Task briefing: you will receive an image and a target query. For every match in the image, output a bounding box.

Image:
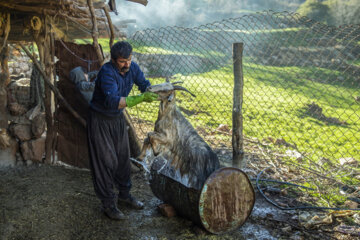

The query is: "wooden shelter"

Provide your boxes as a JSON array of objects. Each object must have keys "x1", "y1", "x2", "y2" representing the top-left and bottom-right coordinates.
[{"x1": 0, "y1": 0, "x2": 147, "y2": 167}]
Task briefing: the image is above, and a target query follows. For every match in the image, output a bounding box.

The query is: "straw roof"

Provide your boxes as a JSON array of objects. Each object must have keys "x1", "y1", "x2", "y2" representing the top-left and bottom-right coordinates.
[{"x1": 0, "y1": 0, "x2": 140, "y2": 41}]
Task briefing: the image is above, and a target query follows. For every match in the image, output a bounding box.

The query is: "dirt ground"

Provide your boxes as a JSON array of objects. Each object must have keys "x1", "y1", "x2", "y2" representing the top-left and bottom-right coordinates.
[{"x1": 0, "y1": 163, "x2": 356, "y2": 240}]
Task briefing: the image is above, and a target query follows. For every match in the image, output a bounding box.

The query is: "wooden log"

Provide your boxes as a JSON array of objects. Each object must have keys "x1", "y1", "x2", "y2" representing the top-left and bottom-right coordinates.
[
  {"x1": 103, "y1": 6, "x2": 115, "y2": 49},
  {"x1": 0, "y1": 44, "x2": 8, "y2": 129},
  {"x1": 232, "y1": 42, "x2": 245, "y2": 168},
  {"x1": 50, "y1": 31, "x2": 57, "y2": 164},
  {"x1": 19, "y1": 43, "x2": 86, "y2": 127},
  {"x1": 150, "y1": 157, "x2": 255, "y2": 234},
  {"x1": 126, "y1": 0, "x2": 148, "y2": 6},
  {"x1": 42, "y1": 16, "x2": 55, "y2": 164},
  {"x1": 0, "y1": 13, "x2": 10, "y2": 56},
  {"x1": 87, "y1": 0, "x2": 104, "y2": 66}
]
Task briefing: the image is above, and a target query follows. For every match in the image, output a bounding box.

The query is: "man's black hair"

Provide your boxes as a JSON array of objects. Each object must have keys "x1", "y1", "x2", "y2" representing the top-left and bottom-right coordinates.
[{"x1": 110, "y1": 41, "x2": 132, "y2": 60}]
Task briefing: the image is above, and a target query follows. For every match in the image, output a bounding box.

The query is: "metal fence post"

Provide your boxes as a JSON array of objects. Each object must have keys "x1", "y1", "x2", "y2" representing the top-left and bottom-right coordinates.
[{"x1": 232, "y1": 42, "x2": 245, "y2": 168}]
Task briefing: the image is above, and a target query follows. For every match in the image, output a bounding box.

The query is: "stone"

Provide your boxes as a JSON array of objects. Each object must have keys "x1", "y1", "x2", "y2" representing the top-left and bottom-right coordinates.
[
  {"x1": 10, "y1": 123, "x2": 32, "y2": 141},
  {"x1": 216, "y1": 124, "x2": 230, "y2": 132},
  {"x1": 20, "y1": 136, "x2": 45, "y2": 162},
  {"x1": 158, "y1": 203, "x2": 176, "y2": 217},
  {"x1": 8, "y1": 102, "x2": 28, "y2": 116},
  {"x1": 339, "y1": 157, "x2": 358, "y2": 166},
  {"x1": 0, "y1": 133, "x2": 18, "y2": 167},
  {"x1": 344, "y1": 200, "x2": 358, "y2": 209},
  {"x1": 31, "y1": 112, "x2": 46, "y2": 138}
]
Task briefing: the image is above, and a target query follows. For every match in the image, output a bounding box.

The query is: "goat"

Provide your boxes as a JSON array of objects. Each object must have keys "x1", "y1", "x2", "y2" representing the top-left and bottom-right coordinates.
[{"x1": 138, "y1": 80, "x2": 220, "y2": 190}]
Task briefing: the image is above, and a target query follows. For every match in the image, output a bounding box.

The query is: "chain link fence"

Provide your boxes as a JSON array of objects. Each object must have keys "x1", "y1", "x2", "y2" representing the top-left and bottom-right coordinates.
[{"x1": 127, "y1": 11, "x2": 360, "y2": 205}]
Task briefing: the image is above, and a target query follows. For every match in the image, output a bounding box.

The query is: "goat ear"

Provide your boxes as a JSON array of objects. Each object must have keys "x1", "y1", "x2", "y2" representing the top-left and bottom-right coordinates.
[{"x1": 167, "y1": 92, "x2": 174, "y2": 102}]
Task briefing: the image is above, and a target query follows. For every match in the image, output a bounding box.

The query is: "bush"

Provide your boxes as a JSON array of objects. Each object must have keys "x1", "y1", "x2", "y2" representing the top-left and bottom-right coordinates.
[{"x1": 297, "y1": 0, "x2": 333, "y2": 24}]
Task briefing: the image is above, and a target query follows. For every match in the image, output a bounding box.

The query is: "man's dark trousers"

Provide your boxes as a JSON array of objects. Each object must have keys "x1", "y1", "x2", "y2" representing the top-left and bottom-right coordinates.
[{"x1": 87, "y1": 110, "x2": 131, "y2": 207}]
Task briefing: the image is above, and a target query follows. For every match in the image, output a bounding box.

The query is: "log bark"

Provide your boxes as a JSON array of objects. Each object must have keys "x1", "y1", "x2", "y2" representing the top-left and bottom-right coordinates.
[{"x1": 19, "y1": 43, "x2": 86, "y2": 127}]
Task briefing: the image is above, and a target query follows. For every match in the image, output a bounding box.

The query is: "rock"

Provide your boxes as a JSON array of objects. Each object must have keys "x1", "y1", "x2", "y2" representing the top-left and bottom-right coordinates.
[
  {"x1": 281, "y1": 226, "x2": 292, "y2": 233},
  {"x1": 354, "y1": 213, "x2": 360, "y2": 224},
  {"x1": 31, "y1": 112, "x2": 46, "y2": 138},
  {"x1": 285, "y1": 150, "x2": 302, "y2": 159},
  {"x1": 344, "y1": 200, "x2": 358, "y2": 209},
  {"x1": 10, "y1": 123, "x2": 32, "y2": 141},
  {"x1": 216, "y1": 124, "x2": 230, "y2": 132},
  {"x1": 8, "y1": 102, "x2": 28, "y2": 116},
  {"x1": 0, "y1": 133, "x2": 18, "y2": 167},
  {"x1": 158, "y1": 203, "x2": 176, "y2": 217},
  {"x1": 20, "y1": 136, "x2": 45, "y2": 163},
  {"x1": 0, "y1": 129, "x2": 11, "y2": 149},
  {"x1": 339, "y1": 157, "x2": 358, "y2": 166}
]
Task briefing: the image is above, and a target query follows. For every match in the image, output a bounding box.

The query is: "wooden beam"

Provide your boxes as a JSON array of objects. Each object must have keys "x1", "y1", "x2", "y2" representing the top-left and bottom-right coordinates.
[
  {"x1": 19, "y1": 43, "x2": 86, "y2": 127},
  {"x1": 126, "y1": 0, "x2": 148, "y2": 6},
  {"x1": 0, "y1": 13, "x2": 10, "y2": 86}
]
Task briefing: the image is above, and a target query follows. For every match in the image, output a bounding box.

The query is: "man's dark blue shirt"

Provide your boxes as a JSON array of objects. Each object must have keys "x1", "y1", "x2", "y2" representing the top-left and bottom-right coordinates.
[{"x1": 90, "y1": 61, "x2": 150, "y2": 116}]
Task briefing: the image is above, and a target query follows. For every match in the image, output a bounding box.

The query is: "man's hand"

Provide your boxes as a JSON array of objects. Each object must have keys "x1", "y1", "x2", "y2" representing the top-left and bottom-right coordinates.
[{"x1": 125, "y1": 92, "x2": 159, "y2": 108}]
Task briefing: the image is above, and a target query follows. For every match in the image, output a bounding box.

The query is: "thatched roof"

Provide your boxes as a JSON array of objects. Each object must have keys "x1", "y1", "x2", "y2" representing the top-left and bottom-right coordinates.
[{"x1": 0, "y1": 0, "x2": 148, "y2": 42}]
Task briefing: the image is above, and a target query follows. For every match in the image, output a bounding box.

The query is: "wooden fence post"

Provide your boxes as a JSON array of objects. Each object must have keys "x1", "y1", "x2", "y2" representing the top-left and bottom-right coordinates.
[{"x1": 232, "y1": 42, "x2": 245, "y2": 168}]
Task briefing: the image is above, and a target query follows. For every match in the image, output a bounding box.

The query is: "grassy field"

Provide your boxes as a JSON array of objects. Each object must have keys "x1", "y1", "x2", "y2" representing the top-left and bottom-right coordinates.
[{"x1": 77, "y1": 33, "x2": 360, "y2": 193}]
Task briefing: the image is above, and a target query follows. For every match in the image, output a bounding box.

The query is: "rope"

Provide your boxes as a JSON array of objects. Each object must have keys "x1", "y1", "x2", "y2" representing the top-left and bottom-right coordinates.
[{"x1": 256, "y1": 167, "x2": 360, "y2": 211}]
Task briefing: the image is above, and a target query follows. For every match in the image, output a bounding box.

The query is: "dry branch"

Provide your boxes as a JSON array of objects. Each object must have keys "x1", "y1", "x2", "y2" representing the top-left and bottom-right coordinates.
[{"x1": 87, "y1": 0, "x2": 104, "y2": 65}]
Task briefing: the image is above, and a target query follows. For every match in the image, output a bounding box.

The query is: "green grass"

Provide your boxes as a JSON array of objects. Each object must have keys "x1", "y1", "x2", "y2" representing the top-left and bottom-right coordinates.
[
  {"x1": 75, "y1": 31, "x2": 360, "y2": 205},
  {"x1": 76, "y1": 38, "x2": 359, "y2": 168}
]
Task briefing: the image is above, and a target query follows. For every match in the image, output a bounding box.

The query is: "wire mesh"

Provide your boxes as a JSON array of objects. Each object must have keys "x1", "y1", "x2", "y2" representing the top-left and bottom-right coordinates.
[
  {"x1": 127, "y1": 11, "x2": 360, "y2": 206},
  {"x1": 128, "y1": 10, "x2": 359, "y2": 156}
]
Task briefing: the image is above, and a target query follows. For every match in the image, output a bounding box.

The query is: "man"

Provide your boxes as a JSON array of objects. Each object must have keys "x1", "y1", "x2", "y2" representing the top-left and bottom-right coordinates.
[
  {"x1": 87, "y1": 41, "x2": 158, "y2": 220},
  {"x1": 69, "y1": 66, "x2": 97, "y2": 104}
]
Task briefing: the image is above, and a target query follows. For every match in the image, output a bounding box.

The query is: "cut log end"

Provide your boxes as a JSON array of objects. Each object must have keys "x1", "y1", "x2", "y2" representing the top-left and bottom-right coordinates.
[{"x1": 199, "y1": 167, "x2": 255, "y2": 234}]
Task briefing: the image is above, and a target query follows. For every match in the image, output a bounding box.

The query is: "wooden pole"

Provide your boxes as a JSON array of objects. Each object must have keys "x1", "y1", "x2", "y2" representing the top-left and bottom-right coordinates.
[
  {"x1": 19, "y1": 43, "x2": 86, "y2": 127},
  {"x1": 103, "y1": 6, "x2": 115, "y2": 49},
  {"x1": 123, "y1": 110, "x2": 142, "y2": 158},
  {"x1": 0, "y1": 45, "x2": 9, "y2": 129},
  {"x1": 87, "y1": 0, "x2": 104, "y2": 66},
  {"x1": 50, "y1": 28, "x2": 57, "y2": 164},
  {"x1": 41, "y1": 16, "x2": 55, "y2": 164},
  {"x1": 232, "y1": 43, "x2": 245, "y2": 168}
]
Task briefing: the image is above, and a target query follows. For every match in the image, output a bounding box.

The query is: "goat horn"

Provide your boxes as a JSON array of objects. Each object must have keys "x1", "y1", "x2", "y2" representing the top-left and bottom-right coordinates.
[
  {"x1": 173, "y1": 86, "x2": 196, "y2": 97},
  {"x1": 171, "y1": 81, "x2": 183, "y2": 85}
]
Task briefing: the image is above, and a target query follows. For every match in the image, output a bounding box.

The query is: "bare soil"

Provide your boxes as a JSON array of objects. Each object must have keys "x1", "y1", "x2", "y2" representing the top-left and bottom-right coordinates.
[{"x1": 0, "y1": 164, "x2": 354, "y2": 240}]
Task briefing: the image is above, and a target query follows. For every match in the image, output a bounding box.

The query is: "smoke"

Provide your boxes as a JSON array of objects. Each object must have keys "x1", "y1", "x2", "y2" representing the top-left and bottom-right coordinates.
[
  {"x1": 112, "y1": 0, "x2": 304, "y2": 34},
  {"x1": 113, "y1": 0, "x2": 198, "y2": 32}
]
